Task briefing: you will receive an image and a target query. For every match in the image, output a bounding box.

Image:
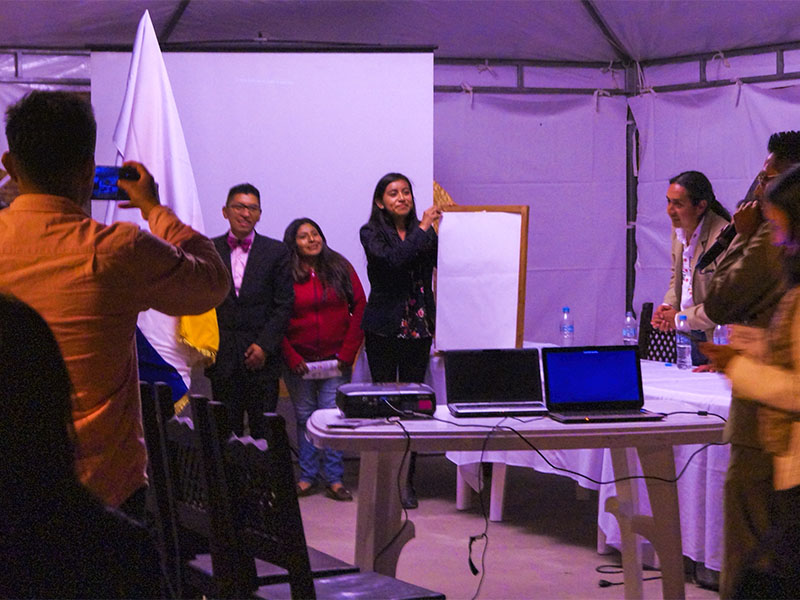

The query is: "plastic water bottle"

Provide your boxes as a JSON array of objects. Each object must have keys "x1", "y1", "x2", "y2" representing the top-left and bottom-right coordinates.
[
  {"x1": 713, "y1": 324, "x2": 729, "y2": 345},
  {"x1": 676, "y1": 314, "x2": 692, "y2": 370},
  {"x1": 623, "y1": 311, "x2": 638, "y2": 345},
  {"x1": 560, "y1": 306, "x2": 574, "y2": 346}
]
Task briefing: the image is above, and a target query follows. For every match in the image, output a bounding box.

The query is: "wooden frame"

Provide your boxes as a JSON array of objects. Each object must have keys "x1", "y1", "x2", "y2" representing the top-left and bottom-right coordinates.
[{"x1": 437, "y1": 205, "x2": 529, "y2": 348}]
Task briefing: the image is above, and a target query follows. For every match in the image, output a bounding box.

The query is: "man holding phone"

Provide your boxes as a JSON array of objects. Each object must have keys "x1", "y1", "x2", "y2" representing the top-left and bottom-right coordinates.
[{"x1": 0, "y1": 91, "x2": 230, "y2": 517}]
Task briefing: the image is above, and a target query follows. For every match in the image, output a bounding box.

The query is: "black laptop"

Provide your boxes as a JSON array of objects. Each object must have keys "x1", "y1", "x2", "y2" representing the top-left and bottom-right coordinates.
[
  {"x1": 444, "y1": 348, "x2": 548, "y2": 417},
  {"x1": 542, "y1": 345, "x2": 665, "y2": 423}
]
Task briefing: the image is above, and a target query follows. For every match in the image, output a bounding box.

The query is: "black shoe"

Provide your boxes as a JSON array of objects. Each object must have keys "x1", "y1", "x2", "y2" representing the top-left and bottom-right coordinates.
[
  {"x1": 296, "y1": 481, "x2": 317, "y2": 497},
  {"x1": 325, "y1": 484, "x2": 353, "y2": 502},
  {"x1": 400, "y1": 484, "x2": 418, "y2": 509}
]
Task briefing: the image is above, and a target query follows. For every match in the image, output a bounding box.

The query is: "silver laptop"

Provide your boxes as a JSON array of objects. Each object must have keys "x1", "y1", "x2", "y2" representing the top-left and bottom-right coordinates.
[
  {"x1": 542, "y1": 345, "x2": 665, "y2": 423},
  {"x1": 444, "y1": 348, "x2": 547, "y2": 417}
]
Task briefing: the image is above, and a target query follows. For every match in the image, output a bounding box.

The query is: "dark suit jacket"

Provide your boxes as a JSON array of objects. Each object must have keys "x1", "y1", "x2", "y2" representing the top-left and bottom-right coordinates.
[
  {"x1": 359, "y1": 221, "x2": 437, "y2": 336},
  {"x1": 207, "y1": 232, "x2": 294, "y2": 381}
]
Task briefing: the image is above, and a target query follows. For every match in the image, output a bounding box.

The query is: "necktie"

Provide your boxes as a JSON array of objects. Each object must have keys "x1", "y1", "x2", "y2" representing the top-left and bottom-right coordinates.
[{"x1": 227, "y1": 234, "x2": 252, "y2": 252}]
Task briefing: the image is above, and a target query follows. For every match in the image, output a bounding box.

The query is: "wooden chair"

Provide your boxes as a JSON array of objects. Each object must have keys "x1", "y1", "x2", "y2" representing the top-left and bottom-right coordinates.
[
  {"x1": 191, "y1": 396, "x2": 446, "y2": 600},
  {"x1": 638, "y1": 302, "x2": 677, "y2": 363},
  {"x1": 140, "y1": 382, "x2": 359, "y2": 599}
]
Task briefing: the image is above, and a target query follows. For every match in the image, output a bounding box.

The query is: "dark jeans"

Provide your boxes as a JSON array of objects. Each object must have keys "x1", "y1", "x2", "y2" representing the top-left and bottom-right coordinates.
[
  {"x1": 210, "y1": 371, "x2": 279, "y2": 439},
  {"x1": 364, "y1": 333, "x2": 432, "y2": 383},
  {"x1": 733, "y1": 484, "x2": 800, "y2": 599}
]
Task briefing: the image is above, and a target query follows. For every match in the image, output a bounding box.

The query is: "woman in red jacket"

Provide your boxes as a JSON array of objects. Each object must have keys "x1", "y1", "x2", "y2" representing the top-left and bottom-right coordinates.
[{"x1": 282, "y1": 218, "x2": 366, "y2": 501}]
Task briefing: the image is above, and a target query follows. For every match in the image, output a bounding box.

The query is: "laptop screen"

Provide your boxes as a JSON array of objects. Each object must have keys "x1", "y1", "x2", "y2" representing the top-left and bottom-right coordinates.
[
  {"x1": 542, "y1": 346, "x2": 643, "y2": 411},
  {"x1": 444, "y1": 348, "x2": 542, "y2": 403}
]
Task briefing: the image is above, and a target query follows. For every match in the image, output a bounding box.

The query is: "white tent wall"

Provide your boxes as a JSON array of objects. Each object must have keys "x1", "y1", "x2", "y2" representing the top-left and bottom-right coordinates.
[
  {"x1": 6, "y1": 49, "x2": 800, "y2": 348},
  {"x1": 630, "y1": 82, "x2": 800, "y2": 321},
  {"x1": 433, "y1": 92, "x2": 628, "y2": 346}
]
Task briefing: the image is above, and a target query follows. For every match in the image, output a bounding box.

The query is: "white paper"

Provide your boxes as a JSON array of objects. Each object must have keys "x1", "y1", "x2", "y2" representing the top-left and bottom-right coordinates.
[{"x1": 436, "y1": 211, "x2": 522, "y2": 349}]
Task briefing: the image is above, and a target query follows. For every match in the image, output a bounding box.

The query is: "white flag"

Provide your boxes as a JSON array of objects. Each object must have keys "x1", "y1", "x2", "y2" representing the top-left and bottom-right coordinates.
[{"x1": 105, "y1": 10, "x2": 215, "y2": 403}]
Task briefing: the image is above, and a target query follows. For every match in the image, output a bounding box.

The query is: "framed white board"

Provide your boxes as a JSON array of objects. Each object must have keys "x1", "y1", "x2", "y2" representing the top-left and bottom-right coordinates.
[{"x1": 435, "y1": 205, "x2": 528, "y2": 349}]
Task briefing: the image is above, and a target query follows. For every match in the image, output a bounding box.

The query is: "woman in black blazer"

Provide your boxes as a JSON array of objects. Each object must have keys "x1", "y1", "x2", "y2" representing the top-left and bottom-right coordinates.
[{"x1": 359, "y1": 172, "x2": 441, "y2": 508}]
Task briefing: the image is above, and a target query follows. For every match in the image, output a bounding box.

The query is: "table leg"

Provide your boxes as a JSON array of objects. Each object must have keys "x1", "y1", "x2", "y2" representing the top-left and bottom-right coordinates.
[
  {"x1": 456, "y1": 464, "x2": 478, "y2": 510},
  {"x1": 489, "y1": 462, "x2": 507, "y2": 522},
  {"x1": 354, "y1": 450, "x2": 416, "y2": 576},
  {"x1": 608, "y1": 447, "x2": 644, "y2": 600},
  {"x1": 638, "y1": 445, "x2": 685, "y2": 600}
]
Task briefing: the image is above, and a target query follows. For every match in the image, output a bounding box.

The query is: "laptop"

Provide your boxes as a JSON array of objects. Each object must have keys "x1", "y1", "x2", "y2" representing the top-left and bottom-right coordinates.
[
  {"x1": 444, "y1": 348, "x2": 548, "y2": 417},
  {"x1": 541, "y1": 345, "x2": 665, "y2": 423}
]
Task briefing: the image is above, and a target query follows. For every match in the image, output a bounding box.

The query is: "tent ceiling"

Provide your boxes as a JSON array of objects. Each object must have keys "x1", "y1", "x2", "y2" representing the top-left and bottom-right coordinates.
[{"x1": 3, "y1": 0, "x2": 800, "y2": 64}]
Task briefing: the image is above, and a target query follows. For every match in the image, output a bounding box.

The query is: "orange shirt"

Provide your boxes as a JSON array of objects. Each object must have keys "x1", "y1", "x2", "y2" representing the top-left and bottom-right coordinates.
[{"x1": 0, "y1": 195, "x2": 230, "y2": 506}]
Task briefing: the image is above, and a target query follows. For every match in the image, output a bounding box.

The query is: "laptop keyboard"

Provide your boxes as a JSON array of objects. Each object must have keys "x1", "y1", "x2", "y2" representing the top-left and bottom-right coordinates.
[{"x1": 453, "y1": 402, "x2": 544, "y2": 410}]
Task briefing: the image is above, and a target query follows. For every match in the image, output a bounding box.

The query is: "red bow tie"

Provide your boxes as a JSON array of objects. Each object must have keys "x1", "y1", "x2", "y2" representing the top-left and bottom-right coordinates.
[{"x1": 227, "y1": 234, "x2": 252, "y2": 252}]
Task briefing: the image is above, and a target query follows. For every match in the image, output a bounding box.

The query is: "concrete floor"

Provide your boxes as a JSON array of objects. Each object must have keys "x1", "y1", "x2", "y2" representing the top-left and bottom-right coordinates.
[{"x1": 296, "y1": 453, "x2": 720, "y2": 600}]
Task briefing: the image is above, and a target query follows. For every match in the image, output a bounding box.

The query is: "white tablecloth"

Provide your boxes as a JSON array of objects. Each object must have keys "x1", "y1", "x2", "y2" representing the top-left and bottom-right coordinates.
[{"x1": 446, "y1": 360, "x2": 732, "y2": 571}]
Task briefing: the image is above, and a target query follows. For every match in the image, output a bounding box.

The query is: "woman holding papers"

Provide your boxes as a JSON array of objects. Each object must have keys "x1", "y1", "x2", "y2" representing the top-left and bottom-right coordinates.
[
  {"x1": 281, "y1": 218, "x2": 366, "y2": 502},
  {"x1": 360, "y1": 172, "x2": 441, "y2": 508},
  {"x1": 703, "y1": 164, "x2": 800, "y2": 599}
]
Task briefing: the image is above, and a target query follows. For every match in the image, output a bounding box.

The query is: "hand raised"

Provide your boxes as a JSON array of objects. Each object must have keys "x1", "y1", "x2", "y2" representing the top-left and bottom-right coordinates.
[
  {"x1": 117, "y1": 161, "x2": 160, "y2": 219},
  {"x1": 732, "y1": 201, "x2": 762, "y2": 238},
  {"x1": 419, "y1": 205, "x2": 442, "y2": 231}
]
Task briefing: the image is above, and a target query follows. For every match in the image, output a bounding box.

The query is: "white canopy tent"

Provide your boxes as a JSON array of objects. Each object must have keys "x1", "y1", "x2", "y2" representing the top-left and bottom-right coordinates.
[{"x1": 3, "y1": 0, "x2": 800, "y2": 345}]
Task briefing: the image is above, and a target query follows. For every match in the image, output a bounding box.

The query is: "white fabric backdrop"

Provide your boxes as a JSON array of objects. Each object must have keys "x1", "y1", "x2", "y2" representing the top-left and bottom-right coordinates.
[
  {"x1": 630, "y1": 83, "x2": 800, "y2": 319},
  {"x1": 92, "y1": 51, "x2": 434, "y2": 295},
  {"x1": 434, "y1": 92, "x2": 628, "y2": 345}
]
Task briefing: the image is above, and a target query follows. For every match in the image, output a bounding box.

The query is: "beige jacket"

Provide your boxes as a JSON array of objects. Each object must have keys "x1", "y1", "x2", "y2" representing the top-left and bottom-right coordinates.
[{"x1": 663, "y1": 209, "x2": 730, "y2": 338}]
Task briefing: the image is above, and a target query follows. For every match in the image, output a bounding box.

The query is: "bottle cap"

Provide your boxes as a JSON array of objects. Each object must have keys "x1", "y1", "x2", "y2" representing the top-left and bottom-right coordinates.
[
  {"x1": 562, "y1": 306, "x2": 570, "y2": 312},
  {"x1": 678, "y1": 315, "x2": 687, "y2": 321}
]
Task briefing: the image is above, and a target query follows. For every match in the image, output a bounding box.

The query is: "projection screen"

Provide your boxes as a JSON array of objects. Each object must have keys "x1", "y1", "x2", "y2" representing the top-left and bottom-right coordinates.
[{"x1": 91, "y1": 50, "x2": 433, "y2": 292}]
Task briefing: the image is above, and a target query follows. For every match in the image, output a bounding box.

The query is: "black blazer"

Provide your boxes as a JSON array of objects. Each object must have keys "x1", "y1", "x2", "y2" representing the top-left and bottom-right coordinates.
[
  {"x1": 359, "y1": 221, "x2": 437, "y2": 336},
  {"x1": 207, "y1": 233, "x2": 294, "y2": 380}
]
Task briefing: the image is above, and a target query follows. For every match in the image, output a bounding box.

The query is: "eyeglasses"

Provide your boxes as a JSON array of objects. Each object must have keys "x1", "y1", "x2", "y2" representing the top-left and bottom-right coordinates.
[
  {"x1": 228, "y1": 203, "x2": 261, "y2": 213},
  {"x1": 756, "y1": 172, "x2": 779, "y2": 187}
]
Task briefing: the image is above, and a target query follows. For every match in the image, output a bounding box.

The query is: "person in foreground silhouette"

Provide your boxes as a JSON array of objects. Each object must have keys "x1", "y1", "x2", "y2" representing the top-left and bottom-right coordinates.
[{"x1": 0, "y1": 294, "x2": 161, "y2": 599}]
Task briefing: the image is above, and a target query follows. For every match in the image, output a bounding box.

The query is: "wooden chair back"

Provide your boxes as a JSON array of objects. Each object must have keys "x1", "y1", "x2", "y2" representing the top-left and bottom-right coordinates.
[
  {"x1": 192, "y1": 397, "x2": 316, "y2": 599},
  {"x1": 140, "y1": 382, "x2": 182, "y2": 598},
  {"x1": 141, "y1": 383, "x2": 243, "y2": 598}
]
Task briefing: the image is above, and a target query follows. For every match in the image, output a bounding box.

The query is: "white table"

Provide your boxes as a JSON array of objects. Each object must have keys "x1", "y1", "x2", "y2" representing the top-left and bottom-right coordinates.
[
  {"x1": 307, "y1": 404, "x2": 724, "y2": 599},
  {"x1": 449, "y1": 361, "x2": 732, "y2": 572}
]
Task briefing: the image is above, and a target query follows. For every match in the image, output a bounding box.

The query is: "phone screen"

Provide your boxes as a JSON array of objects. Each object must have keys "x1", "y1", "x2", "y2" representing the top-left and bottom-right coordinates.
[{"x1": 92, "y1": 166, "x2": 129, "y2": 200}]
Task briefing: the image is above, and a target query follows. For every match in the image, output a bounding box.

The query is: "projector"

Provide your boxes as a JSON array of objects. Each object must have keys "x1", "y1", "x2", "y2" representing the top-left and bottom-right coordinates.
[{"x1": 335, "y1": 382, "x2": 436, "y2": 418}]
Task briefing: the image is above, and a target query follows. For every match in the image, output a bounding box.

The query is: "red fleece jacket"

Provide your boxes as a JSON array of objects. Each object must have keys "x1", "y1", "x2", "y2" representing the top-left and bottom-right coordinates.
[{"x1": 281, "y1": 265, "x2": 366, "y2": 370}]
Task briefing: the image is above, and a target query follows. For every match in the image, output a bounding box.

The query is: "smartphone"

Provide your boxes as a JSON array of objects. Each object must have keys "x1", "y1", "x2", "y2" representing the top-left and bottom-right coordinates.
[{"x1": 91, "y1": 165, "x2": 139, "y2": 200}]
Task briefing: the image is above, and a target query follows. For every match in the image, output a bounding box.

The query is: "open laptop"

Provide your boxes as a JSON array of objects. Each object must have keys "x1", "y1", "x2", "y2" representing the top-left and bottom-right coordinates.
[
  {"x1": 542, "y1": 345, "x2": 665, "y2": 423},
  {"x1": 444, "y1": 348, "x2": 548, "y2": 417}
]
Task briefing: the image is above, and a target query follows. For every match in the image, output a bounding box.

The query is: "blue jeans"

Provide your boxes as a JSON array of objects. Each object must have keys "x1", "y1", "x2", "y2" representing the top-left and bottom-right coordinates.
[{"x1": 283, "y1": 367, "x2": 350, "y2": 485}]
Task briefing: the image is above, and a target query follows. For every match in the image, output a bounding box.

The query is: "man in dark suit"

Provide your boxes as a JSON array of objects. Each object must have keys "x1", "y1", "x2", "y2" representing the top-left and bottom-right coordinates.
[{"x1": 207, "y1": 183, "x2": 294, "y2": 438}]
